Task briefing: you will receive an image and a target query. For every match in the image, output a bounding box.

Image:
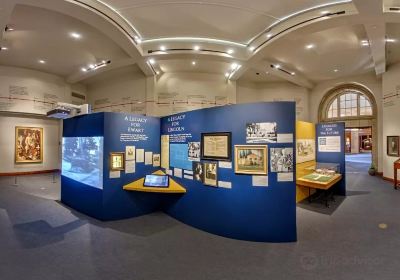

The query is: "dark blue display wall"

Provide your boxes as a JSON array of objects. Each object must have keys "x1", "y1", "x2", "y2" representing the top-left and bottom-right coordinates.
[
  {"x1": 316, "y1": 122, "x2": 346, "y2": 196},
  {"x1": 61, "y1": 112, "x2": 162, "y2": 220},
  {"x1": 160, "y1": 102, "x2": 297, "y2": 242}
]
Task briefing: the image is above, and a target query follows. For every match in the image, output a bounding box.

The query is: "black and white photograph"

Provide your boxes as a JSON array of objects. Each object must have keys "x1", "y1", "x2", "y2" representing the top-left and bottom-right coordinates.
[
  {"x1": 204, "y1": 162, "x2": 218, "y2": 187},
  {"x1": 246, "y1": 122, "x2": 277, "y2": 143},
  {"x1": 188, "y1": 141, "x2": 201, "y2": 161},
  {"x1": 270, "y1": 148, "x2": 293, "y2": 172},
  {"x1": 193, "y1": 162, "x2": 204, "y2": 182}
]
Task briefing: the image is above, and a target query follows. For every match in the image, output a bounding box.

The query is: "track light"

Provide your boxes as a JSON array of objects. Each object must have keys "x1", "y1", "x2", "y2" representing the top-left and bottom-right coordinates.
[
  {"x1": 148, "y1": 58, "x2": 155, "y2": 65},
  {"x1": 227, "y1": 49, "x2": 234, "y2": 54},
  {"x1": 193, "y1": 45, "x2": 200, "y2": 51}
]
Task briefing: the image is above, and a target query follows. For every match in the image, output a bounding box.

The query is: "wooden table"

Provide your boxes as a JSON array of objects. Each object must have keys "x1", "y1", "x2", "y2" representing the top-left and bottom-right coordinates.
[
  {"x1": 394, "y1": 159, "x2": 400, "y2": 190},
  {"x1": 296, "y1": 174, "x2": 342, "y2": 207}
]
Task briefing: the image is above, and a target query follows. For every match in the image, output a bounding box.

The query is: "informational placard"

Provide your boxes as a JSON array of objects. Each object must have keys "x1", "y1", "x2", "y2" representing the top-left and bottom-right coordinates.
[
  {"x1": 174, "y1": 168, "x2": 183, "y2": 178},
  {"x1": 277, "y1": 173, "x2": 293, "y2": 182},
  {"x1": 136, "y1": 149, "x2": 145, "y2": 163},
  {"x1": 219, "y1": 161, "x2": 232, "y2": 169},
  {"x1": 277, "y1": 133, "x2": 293, "y2": 143},
  {"x1": 218, "y1": 181, "x2": 232, "y2": 189},
  {"x1": 109, "y1": 171, "x2": 121, "y2": 179},
  {"x1": 252, "y1": 176, "x2": 269, "y2": 187},
  {"x1": 170, "y1": 143, "x2": 192, "y2": 170},
  {"x1": 318, "y1": 136, "x2": 341, "y2": 153},
  {"x1": 125, "y1": 161, "x2": 136, "y2": 174},
  {"x1": 161, "y1": 135, "x2": 170, "y2": 169},
  {"x1": 145, "y1": 151, "x2": 153, "y2": 165}
]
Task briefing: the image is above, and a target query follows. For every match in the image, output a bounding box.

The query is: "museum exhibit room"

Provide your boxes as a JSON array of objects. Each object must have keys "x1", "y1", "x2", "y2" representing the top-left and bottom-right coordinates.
[{"x1": 1, "y1": 0, "x2": 400, "y2": 279}]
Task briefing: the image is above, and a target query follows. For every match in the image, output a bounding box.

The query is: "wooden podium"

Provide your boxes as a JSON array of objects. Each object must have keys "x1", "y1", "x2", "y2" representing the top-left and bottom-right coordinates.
[{"x1": 394, "y1": 159, "x2": 400, "y2": 190}]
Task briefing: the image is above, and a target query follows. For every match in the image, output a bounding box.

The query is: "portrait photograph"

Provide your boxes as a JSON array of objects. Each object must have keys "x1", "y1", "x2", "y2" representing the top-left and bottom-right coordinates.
[
  {"x1": 15, "y1": 126, "x2": 43, "y2": 163},
  {"x1": 234, "y1": 145, "x2": 268, "y2": 175},
  {"x1": 246, "y1": 122, "x2": 277, "y2": 143},
  {"x1": 203, "y1": 162, "x2": 217, "y2": 187},
  {"x1": 193, "y1": 162, "x2": 204, "y2": 182},
  {"x1": 188, "y1": 142, "x2": 201, "y2": 161},
  {"x1": 270, "y1": 148, "x2": 294, "y2": 172},
  {"x1": 387, "y1": 136, "x2": 400, "y2": 157},
  {"x1": 110, "y1": 152, "x2": 125, "y2": 171}
]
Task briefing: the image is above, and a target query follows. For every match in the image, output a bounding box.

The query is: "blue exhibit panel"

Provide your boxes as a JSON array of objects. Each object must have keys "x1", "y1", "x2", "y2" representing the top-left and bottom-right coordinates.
[
  {"x1": 101, "y1": 113, "x2": 162, "y2": 220},
  {"x1": 316, "y1": 122, "x2": 346, "y2": 196},
  {"x1": 170, "y1": 143, "x2": 193, "y2": 170},
  {"x1": 161, "y1": 102, "x2": 297, "y2": 242}
]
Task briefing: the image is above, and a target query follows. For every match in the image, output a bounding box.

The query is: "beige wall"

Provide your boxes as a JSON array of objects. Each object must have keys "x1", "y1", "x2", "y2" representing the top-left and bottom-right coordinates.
[
  {"x1": 237, "y1": 81, "x2": 310, "y2": 122},
  {"x1": 382, "y1": 63, "x2": 400, "y2": 179}
]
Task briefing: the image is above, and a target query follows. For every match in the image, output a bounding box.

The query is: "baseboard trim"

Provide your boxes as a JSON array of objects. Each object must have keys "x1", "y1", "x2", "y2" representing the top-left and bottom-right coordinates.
[
  {"x1": 0, "y1": 169, "x2": 60, "y2": 177},
  {"x1": 382, "y1": 176, "x2": 394, "y2": 183}
]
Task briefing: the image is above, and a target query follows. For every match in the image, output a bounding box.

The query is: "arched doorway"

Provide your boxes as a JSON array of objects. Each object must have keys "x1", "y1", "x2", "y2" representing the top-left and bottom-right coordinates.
[{"x1": 318, "y1": 84, "x2": 378, "y2": 169}]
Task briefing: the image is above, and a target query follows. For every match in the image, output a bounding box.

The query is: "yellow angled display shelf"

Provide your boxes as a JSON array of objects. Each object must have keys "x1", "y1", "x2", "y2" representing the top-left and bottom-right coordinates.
[{"x1": 123, "y1": 170, "x2": 186, "y2": 194}]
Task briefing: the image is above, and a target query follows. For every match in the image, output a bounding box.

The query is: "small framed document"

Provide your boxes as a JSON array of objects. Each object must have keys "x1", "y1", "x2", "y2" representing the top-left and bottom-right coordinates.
[{"x1": 201, "y1": 132, "x2": 231, "y2": 161}]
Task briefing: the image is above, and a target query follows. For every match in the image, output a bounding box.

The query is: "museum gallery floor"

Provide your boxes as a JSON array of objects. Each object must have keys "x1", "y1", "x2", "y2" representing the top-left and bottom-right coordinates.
[{"x1": 0, "y1": 160, "x2": 399, "y2": 280}]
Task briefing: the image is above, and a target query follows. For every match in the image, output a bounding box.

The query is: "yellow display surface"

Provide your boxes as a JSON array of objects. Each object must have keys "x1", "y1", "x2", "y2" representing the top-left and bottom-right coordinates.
[
  {"x1": 123, "y1": 170, "x2": 186, "y2": 194},
  {"x1": 297, "y1": 174, "x2": 342, "y2": 190},
  {"x1": 296, "y1": 121, "x2": 317, "y2": 202}
]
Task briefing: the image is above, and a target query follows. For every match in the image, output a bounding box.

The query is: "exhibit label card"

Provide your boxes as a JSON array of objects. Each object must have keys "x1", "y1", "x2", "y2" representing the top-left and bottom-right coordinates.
[
  {"x1": 184, "y1": 175, "x2": 193, "y2": 180},
  {"x1": 184, "y1": 170, "x2": 194, "y2": 175},
  {"x1": 277, "y1": 173, "x2": 294, "y2": 182},
  {"x1": 218, "y1": 181, "x2": 232, "y2": 189},
  {"x1": 145, "y1": 151, "x2": 153, "y2": 165},
  {"x1": 161, "y1": 135, "x2": 170, "y2": 169},
  {"x1": 318, "y1": 136, "x2": 341, "y2": 152},
  {"x1": 165, "y1": 169, "x2": 173, "y2": 176},
  {"x1": 219, "y1": 161, "x2": 232, "y2": 169},
  {"x1": 125, "y1": 161, "x2": 136, "y2": 174},
  {"x1": 153, "y1": 154, "x2": 160, "y2": 167},
  {"x1": 174, "y1": 168, "x2": 183, "y2": 178},
  {"x1": 109, "y1": 170, "x2": 121, "y2": 179},
  {"x1": 136, "y1": 149, "x2": 145, "y2": 163},
  {"x1": 277, "y1": 133, "x2": 293, "y2": 143},
  {"x1": 252, "y1": 176, "x2": 269, "y2": 187},
  {"x1": 125, "y1": 146, "x2": 136, "y2": 161}
]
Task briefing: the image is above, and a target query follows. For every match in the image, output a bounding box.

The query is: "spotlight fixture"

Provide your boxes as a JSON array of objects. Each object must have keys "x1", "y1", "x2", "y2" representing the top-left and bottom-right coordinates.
[
  {"x1": 361, "y1": 40, "x2": 369, "y2": 46},
  {"x1": 81, "y1": 60, "x2": 111, "y2": 72},
  {"x1": 305, "y1": 44, "x2": 315, "y2": 49},
  {"x1": 291, "y1": 72, "x2": 296, "y2": 76},
  {"x1": 192, "y1": 61, "x2": 196, "y2": 65},
  {"x1": 134, "y1": 36, "x2": 142, "y2": 44},
  {"x1": 160, "y1": 45, "x2": 166, "y2": 51},
  {"x1": 266, "y1": 33, "x2": 273, "y2": 38},
  {"x1": 249, "y1": 46, "x2": 255, "y2": 51},
  {"x1": 70, "y1": 32, "x2": 82, "y2": 39},
  {"x1": 38, "y1": 60, "x2": 46, "y2": 64},
  {"x1": 321, "y1": 10, "x2": 330, "y2": 15},
  {"x1": 386, "y1": 38, "x2": 396, "y2": 43},
  {"x1": 274, "y1": 64, "x2": 281, "y2": 69},
  {"x1": 148, "y1": 58, "x2": 156, "y2": 65},
  {"x1": 333, "y1": 69, "x2": 339, "y2": 72},
  {"x1": 225, "y1": 73, "x2": 230, "y2": 78},
  {"x1": 231, "y1": 63, "x2": 238, "y2": 70},
  {"x1": 5, "y1": 25, "x2": 14, "y2": 32},
  {"x1": 270, "y1": 64, "x2": 296, "y2": 76},
  {"x1": 156, "y1": 71, "x2": 160, "y2": 75},
  {"x1": 193, "y1": 45, "x2": 200, "y2": 51},
  {"x1": 1, "y1": 46, "x2": 8, "y2": 51},
  {"x1": 227, "y1": 49, "x2": 234, "y2": 54}
]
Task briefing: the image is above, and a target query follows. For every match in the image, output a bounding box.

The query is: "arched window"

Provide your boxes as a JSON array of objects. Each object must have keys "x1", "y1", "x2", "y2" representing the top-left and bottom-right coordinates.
[{"x1": 326, "y1": 89, "x2": 373, "y2": 119}]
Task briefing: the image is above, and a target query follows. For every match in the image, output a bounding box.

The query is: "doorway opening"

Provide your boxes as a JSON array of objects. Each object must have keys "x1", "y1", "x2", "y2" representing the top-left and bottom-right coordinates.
[{"x1": 345, "y1": 127, "x2": 372, "y2": 166}]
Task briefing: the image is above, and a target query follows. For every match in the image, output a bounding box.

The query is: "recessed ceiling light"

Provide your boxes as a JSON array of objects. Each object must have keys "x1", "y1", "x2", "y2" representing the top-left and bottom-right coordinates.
[
  {"x1": 305, "y1": 44, "x2": 315, "y2": 49},
  {"x1": 160, "y1": 45, "x2": 166, "y2": 51},
  {"x1": 227, "y1": 49, "x2": 234, "y2": 54},
  {"x1": 267, "y1": 33, "x2": 273, "y2": 38},
  {"x1": 38, "y1": 59, "x2": 46, "y2": 64},
  {"x1": 156, "y1": 71, "x2": 160, "y2": 75},
  {"x1": 89, "y1": 64, "x2": 95, "y2": 69},
  {"x1": 291, "y1": 72, "x2": 296, "y2": 75},
  {"x1": 192, "y1": 61, "x2": 196, "y2": 65},
  {"x1": 134, "y1": 36, "x2": 142, "y2": 44},
  {"x1": 1, "y1": 47, "x2": 8, "y2": 50},
  {"x1": 225, "y1": 73, "x2": 230, "y2": 78},
  {"x1": 321, "y1": 10, "x2": 329, "y2": 15},
  {"x1": 249, "y1": 46, "x2": 255, "y2": 51},
  {"x1": 386, "y1": 38, "x2": 396, "y2": 43},
  {"x1": 81, "y1": 67, "x2": 87, "y2": 72},
  {"x1": 149, "y1": 58, "x2": 155, "y2": 65},
  {"x1": 194, "y1": 45, "x2": 200, "y2": 51},
  {"x1": 70, "y1": 32, "x2": 82, "y2": 39},
  {"x1": 231, "y1": 63, "x2": 238, "y2": 70},
  {"x1": 334, "y1": 69, "x2": 339, "y2": 72}
]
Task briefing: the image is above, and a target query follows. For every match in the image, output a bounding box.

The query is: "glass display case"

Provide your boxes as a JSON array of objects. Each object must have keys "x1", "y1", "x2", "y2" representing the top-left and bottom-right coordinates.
[{"x1": 301, "y1": 162, "x2": 341, "y2": 183}]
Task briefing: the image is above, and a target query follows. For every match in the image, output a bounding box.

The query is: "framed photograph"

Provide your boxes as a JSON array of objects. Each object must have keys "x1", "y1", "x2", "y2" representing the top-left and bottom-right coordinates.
[
  {"x1": 234, "y1": 145, "x2": 268, "y2": 175},
  {"x1": 246, "y1": 122, "x2": 277, "y2": 143},
  {"x1": 193, "y1": 162, "x2": 204, "y2": 182},
  {"x1": 296, "y1": 139, "x2": 315, "y2": 163},
  {"x1": 201, "y1": 132, "x2": 231, "y2": 161},
  {"x1": 110, "y1": 152, "x2": 125, "y2": 171},
  {"x1": 270, "y1": 148, "x2": 294, "y2": 172},
  {"x1": 15, "y1": 126, "x2": 43, "y2": 163},
  {"x1": 203, "y1": 162, "x2": 218, "y2": 187},
  {"x1": 387, "y1": 136, "x2": 400, "y2": 157},
  {"x1": 188, "y1": 142, "x2": 201, "y2": 161}
]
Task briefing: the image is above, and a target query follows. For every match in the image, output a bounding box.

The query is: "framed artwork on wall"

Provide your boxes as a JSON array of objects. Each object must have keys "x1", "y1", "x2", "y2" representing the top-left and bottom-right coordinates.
[
  {"x1": 110, "y1": 152, "x2": 125, "y2": 171},
  {"x1": 203, "y1": 162, "x2": 218, "y2": 187},
  {"x1": 201, "y1": 132, "x2": 231, "y2": 161},
  {"x1": 387, "y1": 136, "x2": 400, "y2": 157},
  {"x1": 234, "y1": 145, "x2": 268, "y2": 175},
  {"x1": 15, "y1": 126, "x2": 43, "y2": 163}
]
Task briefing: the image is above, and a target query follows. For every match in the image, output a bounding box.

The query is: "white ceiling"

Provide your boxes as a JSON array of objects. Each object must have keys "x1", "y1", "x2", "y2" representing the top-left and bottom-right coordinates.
[{"x1": 0, "y1": 4, "x2": 129, "y2": 77}]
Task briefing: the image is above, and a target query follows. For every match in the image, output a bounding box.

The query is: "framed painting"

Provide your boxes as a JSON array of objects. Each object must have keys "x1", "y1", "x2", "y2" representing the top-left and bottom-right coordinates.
[
  {"x1": 110, "y1": 152, "x2": 125, "y2": 171},
  {"x1": 234, "y1": 145, "x2": 268, "y2": 175},
  {"x1": 201, "y1": 132, "x2": 231, "y2": 161},
  {"x1": 387, "y1": 136, "x2": 400, "y2": 157},
  {"x1": 15, "y1": 126, "x2": 43, "y2": 163}
]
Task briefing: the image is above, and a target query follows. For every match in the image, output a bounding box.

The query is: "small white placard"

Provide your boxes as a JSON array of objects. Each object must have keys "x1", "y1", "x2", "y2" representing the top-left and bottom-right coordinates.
[
  {"x1": 218, "y1": 181, "x2": 232, "y2": 189},
  {"x1": 125, "y1": 161, "x2": 135, "y2": 174},
  {"x1": 277, "y1": 172, "x2": 294, "y2": 182},
  {"x1": 136, "y1": 149, "x2": 144, "y2": 163},
  {"x1": 184, "y1": 170, "x2": 194, "y2": 175},
  {"x1": 277, "y1": 133, "x2": 294, "y2": 143},
  {"x1": 145, "y1": 151, "x2": 153, "y2": 165},
  {"x1": 318, "y1": 136, "x2": 341, "y2": 153},
  {"x1": 109, "y1": 171, "x2": 121, "y2": 179},
  {"x1": 219, "y1": 161, "x2": 232, "y2": 169},
  {"x1": 252, "y1": 176, "x2": 269, "y2": 187},
  {"x1": 174, "y1": 168, "x2": 183, "y2": 178},
  {"x1": 125, "y1": 146, "x2": 135, "y2": 161},
  {"x1": 184, "y1": 175, "x2": 193, "y2": 180},
  {"x1": 166, "y1": 169, "x2": 173, "y2": 176}
]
